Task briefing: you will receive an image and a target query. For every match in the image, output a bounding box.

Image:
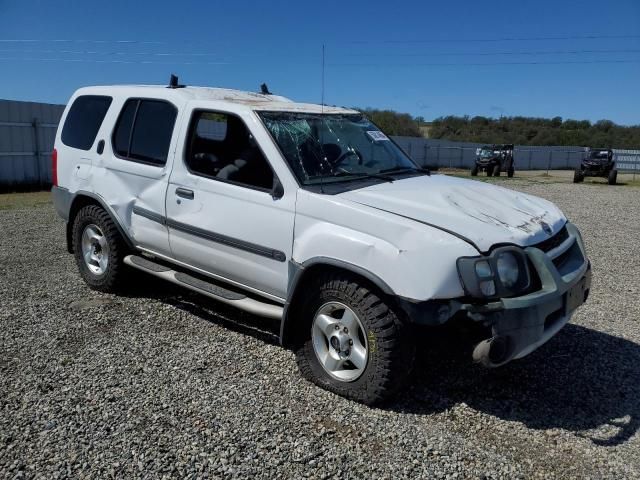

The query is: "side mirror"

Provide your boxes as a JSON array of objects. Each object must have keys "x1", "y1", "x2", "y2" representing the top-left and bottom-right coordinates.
[{"x1": 271, "y1": 177, "x2": 284, "y2": 200}]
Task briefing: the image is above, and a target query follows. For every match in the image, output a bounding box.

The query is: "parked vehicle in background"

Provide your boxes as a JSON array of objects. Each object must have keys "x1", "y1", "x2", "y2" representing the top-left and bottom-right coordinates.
[
  {"x1": 472, "y1": 144, "x2": 515, "y2": 177},
  {"x1": 574, "y1": 148, "x2": 617, "y2": 185},
  {"x1": 51, "y1": 80, "x2": 591, "y2": 405}
]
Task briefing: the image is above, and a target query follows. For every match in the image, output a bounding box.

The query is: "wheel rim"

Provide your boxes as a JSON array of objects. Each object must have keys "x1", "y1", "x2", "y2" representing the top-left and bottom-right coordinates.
[
  {"x1": 81, "y1": 224, "x2": 109, "y2": 275},
  {"x1": 311, "y1": 302, "x2": 368, "y2": 382}
]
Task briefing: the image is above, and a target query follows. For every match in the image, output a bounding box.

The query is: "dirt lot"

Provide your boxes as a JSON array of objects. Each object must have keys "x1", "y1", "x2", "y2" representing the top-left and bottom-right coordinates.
[{"x1": 1, "y1": 171, "x2": 639, "y2": 479}]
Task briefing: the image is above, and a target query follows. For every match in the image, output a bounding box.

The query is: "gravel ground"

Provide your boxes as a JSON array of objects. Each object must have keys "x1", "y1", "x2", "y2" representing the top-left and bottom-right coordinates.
[{"x1": 1, "y1": 178, "x2": 639, "y2": 479}]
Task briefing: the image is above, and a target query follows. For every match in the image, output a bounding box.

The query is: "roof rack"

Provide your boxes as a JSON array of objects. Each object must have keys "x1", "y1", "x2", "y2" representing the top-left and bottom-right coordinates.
[
  {"x1": 260, "y1": 83, "x2": 272, "y2": 95},
  {"x1": 168, "y1": 74, "x2": 186, "y2": 89}
]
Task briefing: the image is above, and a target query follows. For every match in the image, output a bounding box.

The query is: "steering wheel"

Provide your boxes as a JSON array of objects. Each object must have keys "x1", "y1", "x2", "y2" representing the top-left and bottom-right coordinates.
[{"x1": 334, "y1": 148, "x2": 363, "y2": 166}]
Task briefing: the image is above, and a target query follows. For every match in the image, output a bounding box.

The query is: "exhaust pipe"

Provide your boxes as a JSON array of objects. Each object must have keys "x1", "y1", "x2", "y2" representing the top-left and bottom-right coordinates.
[{"x1": 472, "y1": 335, "x2": 511, "y2": 368}]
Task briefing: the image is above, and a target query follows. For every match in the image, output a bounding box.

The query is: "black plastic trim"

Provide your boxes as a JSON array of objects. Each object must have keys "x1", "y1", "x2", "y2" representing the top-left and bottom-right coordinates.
[
  {"x1": 280, "y1": 257, "x2": 395, "y2": 347},
  {"x1": 166, "y1": 218, "x2": 286, "y2": 262},
  {"x1": 130, "y1": 206, "x2": 287, "y2": 263},
  {"x1": 132, "y1": 206, "x2": 166, "y2": 225},
  {"x1": 456, "y1": 246, "x2": 531, "y2": 299}
]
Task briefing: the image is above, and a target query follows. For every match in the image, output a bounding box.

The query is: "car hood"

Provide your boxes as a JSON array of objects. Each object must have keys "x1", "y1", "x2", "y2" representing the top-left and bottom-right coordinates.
[{"x1": 337, "y1": 174, "x2": 566, "y2": 252}]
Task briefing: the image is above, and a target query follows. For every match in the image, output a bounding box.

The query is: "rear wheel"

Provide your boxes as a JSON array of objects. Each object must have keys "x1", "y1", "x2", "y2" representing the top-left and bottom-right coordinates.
[
  {"x1": 507, "y1": 167, "x2": 514, "y2": 178},
  {"x1": 294, "y1": 272, "x2": 415, "y2": 405},
  {"x1": 573, "y1": 168, "x2": 584, "y2": 183},
  {"x1": 72, "y1": 205, "x2": 128, "y2": 292},
  {"x1": 608, "y1": 168, "x2": 618, "y2": 185}
]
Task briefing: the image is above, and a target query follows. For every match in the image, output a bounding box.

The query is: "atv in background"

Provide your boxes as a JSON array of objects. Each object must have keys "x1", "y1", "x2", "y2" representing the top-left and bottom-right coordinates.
[
  {"x1": 574, "y1": 148, "x2": 617, "y2": 185},
  {"x1": 472, "y1": 144, "x2": 514, "y2": 177}
]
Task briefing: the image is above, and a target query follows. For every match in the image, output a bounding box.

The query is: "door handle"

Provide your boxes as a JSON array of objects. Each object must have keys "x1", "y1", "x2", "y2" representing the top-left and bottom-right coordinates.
[{"x1": 175, "y1": 187, "x2": 194, "y2": 200}]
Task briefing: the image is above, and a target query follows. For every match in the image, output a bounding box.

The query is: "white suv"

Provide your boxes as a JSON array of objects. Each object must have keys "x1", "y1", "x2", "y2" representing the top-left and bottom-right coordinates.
[{"x1": 52, "y1": 82, "x2": 591, "y2": 404}]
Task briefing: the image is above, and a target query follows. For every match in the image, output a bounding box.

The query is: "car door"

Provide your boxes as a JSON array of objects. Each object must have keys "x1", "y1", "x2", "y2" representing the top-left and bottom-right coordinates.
[
  {"x1": 97, "y1": 96, "x2": 182, "y2": 257},
  {"x1": 165, "y1": 106, "x2": 296, "y2": 300}
]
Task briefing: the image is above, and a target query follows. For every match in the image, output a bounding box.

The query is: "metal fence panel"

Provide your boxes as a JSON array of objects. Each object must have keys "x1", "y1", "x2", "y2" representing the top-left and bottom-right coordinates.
[
  {"x1": 0, "y1": 100, "x2": 65, "y2": 189},
  {"x1": 392, "y1": 136, "x2": 639, "y2": 174},
  {"x1": 1, "y1": 98, "x2": 639, "y2": 190}
]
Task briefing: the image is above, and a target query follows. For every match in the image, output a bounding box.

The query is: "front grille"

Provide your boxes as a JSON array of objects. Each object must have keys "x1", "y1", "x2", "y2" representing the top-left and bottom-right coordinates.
[
  {"x1": 531, "y1": 225, "x2": 569, "y2": 253},
  {"x1": 552, "y1": 241, "x2": 584, "y2": 276}
]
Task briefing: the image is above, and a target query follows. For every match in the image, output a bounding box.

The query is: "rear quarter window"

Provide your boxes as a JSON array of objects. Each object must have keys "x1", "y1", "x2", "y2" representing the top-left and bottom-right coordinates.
[
  {"x1": 111, "y1": 99, "x2": 177, "y2": 166},
  {"x1": 61, "y1": 95, "x2": 112, "y2": 150}
]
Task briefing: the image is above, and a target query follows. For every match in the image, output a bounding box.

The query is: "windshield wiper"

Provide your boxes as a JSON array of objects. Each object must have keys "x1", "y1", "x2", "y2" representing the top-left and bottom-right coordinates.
[
  {"x1": 380, "y1": 166, "x2": 431, "y2": 176},
  {"x1": 328, "y1": 171, "x2": 395, "y2": 183}
]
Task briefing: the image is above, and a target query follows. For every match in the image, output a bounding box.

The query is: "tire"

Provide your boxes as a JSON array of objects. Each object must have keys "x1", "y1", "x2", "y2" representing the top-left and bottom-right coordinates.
[
  {"x1": 573, "y1": 168, "x2": 584, "y2": 183},
  {"x1": 507, "y1": 167, "x2": 514, "y2": 178},
  {"x1": 492, "y1": 164, "x2": 501, "y2": 177},
  {"x1": 471, "y1": 166, "x2": 478, "y2": 176},
  {"x1": 486, "y1": 167, "x2": 493, "y2": 177},
  {"x1": 608, "y1": 169, "x2": 617, "y2": 185},
  {"x1": 294, "y1": 272, "x2": 415, "y2": 405},
  {"x1": 72, "y1": 204, "x2": 128, "y2": 292}
]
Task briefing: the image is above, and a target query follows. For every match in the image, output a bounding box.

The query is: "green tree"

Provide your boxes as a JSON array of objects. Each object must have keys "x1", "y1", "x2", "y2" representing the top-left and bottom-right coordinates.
[
  {"x1": 358, "y1": 108, "x2": 423, "y2": 137},
  {"x1": 429, "y1": 115, "x2": 640, "y2": 148}
]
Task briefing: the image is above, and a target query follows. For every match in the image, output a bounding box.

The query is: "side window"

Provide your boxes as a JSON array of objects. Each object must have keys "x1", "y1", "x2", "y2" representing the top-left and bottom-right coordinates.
[
  {"x1": 112, "y1": 99, "x2": 177, "y2": 166},
  {"x1": 61, "y1": 95, "x2": 112, "y2": 150},
  {"x1": 185, "y1": 110, "x2": 274, "y2": 191},
  {"x1": 196, "y1": 112, "x2": 227, "y2": 140}
]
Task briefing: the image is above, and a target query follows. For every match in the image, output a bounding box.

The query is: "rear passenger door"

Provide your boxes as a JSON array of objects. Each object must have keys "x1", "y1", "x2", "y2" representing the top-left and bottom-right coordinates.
[
  {"x1": 166, "y1": 108, "x2": 296, "y2": 300},
  {"x1": 102, "y1": 98, "x2": 180, "y2": 256}
]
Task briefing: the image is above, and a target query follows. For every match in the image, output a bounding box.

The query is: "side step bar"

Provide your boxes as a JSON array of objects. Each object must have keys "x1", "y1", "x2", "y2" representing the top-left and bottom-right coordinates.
[{"x1": 124, "y1": 255, "x2": 283, "y2": 319}]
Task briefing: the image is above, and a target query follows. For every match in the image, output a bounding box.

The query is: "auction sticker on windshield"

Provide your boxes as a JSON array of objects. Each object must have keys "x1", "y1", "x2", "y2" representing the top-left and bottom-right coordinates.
[{"x1": 367, "y1": 131, "x2": 390, "y2": 142}]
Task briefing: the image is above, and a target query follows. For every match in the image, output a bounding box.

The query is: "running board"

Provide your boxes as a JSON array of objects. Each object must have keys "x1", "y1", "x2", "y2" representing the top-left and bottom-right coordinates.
[{"x1": 124, "y1": 255, "x2": 283, "y2": 319}]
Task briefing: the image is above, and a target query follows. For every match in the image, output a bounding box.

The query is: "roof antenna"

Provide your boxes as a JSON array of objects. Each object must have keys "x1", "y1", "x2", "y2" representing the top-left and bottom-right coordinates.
[
  {"x1": 168, "y1": 74, "x2": 185, "y2": 89},
  {"x1": 260, "y1": 83, "x2": 272, "y2": 95},
  {"x1": 321, "y1": 44, "x2": 325, "y2": 113}
]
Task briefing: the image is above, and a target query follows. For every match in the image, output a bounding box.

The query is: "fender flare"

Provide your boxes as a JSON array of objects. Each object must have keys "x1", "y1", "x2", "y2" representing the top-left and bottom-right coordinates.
[
  {"x1": 66, "y1": 190, "x2": 135, "y2": 252},
  {"x1": 279, "y1": 257, "x2": 396, "y2": 347}
]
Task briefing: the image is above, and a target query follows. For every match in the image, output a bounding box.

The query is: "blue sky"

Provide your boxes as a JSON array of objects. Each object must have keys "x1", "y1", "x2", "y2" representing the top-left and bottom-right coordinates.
[{"x1": 0, "y1": 0, "x2": 639, "y2": 125}]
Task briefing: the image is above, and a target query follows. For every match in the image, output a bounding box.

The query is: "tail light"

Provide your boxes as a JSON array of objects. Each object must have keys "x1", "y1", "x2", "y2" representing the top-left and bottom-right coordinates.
[{"x1": 51, "y1": 148, "x2": 58, "y2": 186}]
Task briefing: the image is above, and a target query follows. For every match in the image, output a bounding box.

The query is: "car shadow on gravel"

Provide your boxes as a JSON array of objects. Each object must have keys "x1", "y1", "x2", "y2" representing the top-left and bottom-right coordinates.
[
  {"x1": 118, "y1": 273, "x2": 281, "y2": 346},
  {"x1": 118, "y1": 275, "x2": 639, "y2": 446},
  {"x1": 392, "y1": 324, "x2": 640, "y2": 446}
]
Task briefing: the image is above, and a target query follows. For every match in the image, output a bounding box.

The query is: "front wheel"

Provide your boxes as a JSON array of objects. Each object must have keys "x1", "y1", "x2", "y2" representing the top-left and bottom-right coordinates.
[
  {"x1": 72, "y1": 205, "x2": 128, "y2": 292},
  {"x1": 573, "y1": 168, "x2": 584, "y2": 183},
  {"x1": 294, "y1": 273, "x2": 415, "y2": 405},
  {"x1": 492, "y1": 164, "x2": 501, "y2": 176},
  {"x1": 471, "y1": 166, "x2": 478, "y2": 176},
  {"x1": 608, "y1": 168, "x2": 618, "y2": 185}
]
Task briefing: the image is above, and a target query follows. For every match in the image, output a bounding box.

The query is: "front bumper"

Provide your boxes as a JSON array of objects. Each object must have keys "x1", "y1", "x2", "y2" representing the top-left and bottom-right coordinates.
[
  {"x1": 581, "y1": 161, "x2": 611, "y2": 175},
  {"x1": 476, "y1": 160, "x2": 498, "y2": 168},
  {"x1": 460, "y1": 222, "x2": 591, "y2": 367}
]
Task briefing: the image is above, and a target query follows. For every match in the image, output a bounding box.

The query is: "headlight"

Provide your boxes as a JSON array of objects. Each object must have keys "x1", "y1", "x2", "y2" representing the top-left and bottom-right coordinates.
[
  {"x1": 496, "y1": 252, "x2": 519, "y2": 287},
  {"x1": 457, "y1": 247, "x2": 531, "y2": 299}
]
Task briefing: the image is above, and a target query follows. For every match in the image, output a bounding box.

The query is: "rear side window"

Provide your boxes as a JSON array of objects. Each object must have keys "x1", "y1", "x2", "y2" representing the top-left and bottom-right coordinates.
[
  {"x1": 112, "y1": 99, "x2": 177, "y2": 166},
  {"x1": 61, "y1": 95, "x2": 112, "y2": 150}
]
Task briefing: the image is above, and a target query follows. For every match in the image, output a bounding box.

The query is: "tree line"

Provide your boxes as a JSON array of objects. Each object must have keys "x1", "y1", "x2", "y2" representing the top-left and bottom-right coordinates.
[
  {"x1": 428, "y1": 115, "x2": 640, "y2": 149},
  {"x1": 359, "y1": 108, "x2": 640, "y2": 149}
]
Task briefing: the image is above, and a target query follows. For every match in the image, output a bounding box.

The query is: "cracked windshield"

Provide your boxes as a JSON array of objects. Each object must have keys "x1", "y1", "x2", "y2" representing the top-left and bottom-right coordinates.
[{"x1": 259, "y1": 112, "x2": 424, "y2": 185}]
